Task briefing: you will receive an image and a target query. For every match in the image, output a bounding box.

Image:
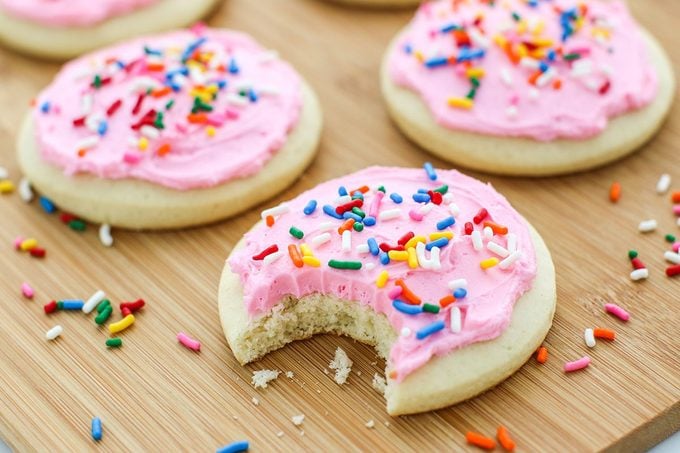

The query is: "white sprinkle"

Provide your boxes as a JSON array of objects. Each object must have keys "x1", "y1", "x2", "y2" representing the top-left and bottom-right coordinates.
[
  {"x1": 468, "y1": 27, "x2": 490, "y2": 49},
  {"x1": 261, "y1": 204, "x2": 289, "y2": 219},
  {"x1": 520, "y1": 57, "x2": 540, "y2": 69},
  {"x1": 81, "y1": 94, "x2": 93, "y2": 115},
  {"x1": 638, "y1": 219, "x2": 657, "y2": 233},
  {"x1": 291, "y1": 414, "x2": 305, "y2": 426},
  {"x1": 499, "y1": 251, "x2": 522, "y2": 269},
  {"x1": 584, "y1": 328, "x2": 596, "y2": 348},
  {"x1": 99, "y1": 224, "x2": 113, "y2": 247},
  {"x1": 82, "y1": 290, "x2": 106, "y2": 314},
  {"x1": 630, "y1": 268, "x2": 649, "y2": 281},
  {"x1": 448, "y1": 279, "x2": 468, "y2": 290},
  {"x1": 487, "y1": 241, "x2": 510, "y2": 258},
  {"x1": 585, "y1": 79, "x2": 599, "y2": 91},
  {"x1": 334, "y1": 195, "x2": 352, "y2": 205},
  {"x1": 226, "y1": 93, "x2": 249, "y2": 107},
  {"x1": 251, "y1": 397, "x2": 260, "y2": 406},
  {"x1": 311, "y1": 233, "x2": 331, "y2": 247},
  {"x1": 342, "y1": 230, "x2": 351, "y2": 252},
  {"x1": 419, "y1": 203, "x2": 434, "y2": 215},
  {"x1": 429, "y1": 246, "x2": 441, "y2": 270},
  {"x1": 665, "y1": 251, "x2": 680, "y2": 264},
  {"x1": 656, "y1": 174, "x2": 671, "y2": 194},
  {"x1": 677, "y1": 218, "x2": 680, "y2": 227},
  {"x1": 130, "y1": 76, "x2": 161, "y2": 93},
  {"x1": 258, "y1": 85, "x2": 280, "y2": 97},
  {"x1": 0, "y1": 166, "x2": 7, "y2": 179},
  {"x1": 528, "y1": 88, "x2": 540, "y2": 100},
  {"x1": 450, "y1": 307, "x2": 462, "y2": 333},
  {"x1": 140, "y1": 125, "x2": 160, "y2": 140},
  {"x1": 276, "y1": 431, "x2": 284, "y2": 438},
  {"x1": 506, "y1": 233, "x2": 517, "y2": 253},
  {"x1": 449, "y1": 203, "x2": 460, "y2": 216},
  {"x1": 18, "y1": 178, "x2": 33, "y2": 202},
  {"x1": 46, "y1": 325, "x2": 63, "y2": 341},
  {"x1": 505, "y1": 105, "x2": 518, "y2": 119},
  {"x1": 356, "y1": 244, "x2": 370, "y2": 254},
  {"x1": 536, "y1": 67, "x2": 556, "y2": 87},
  {"x1": 571, "y1": 59, "x2": 593, "y2": 77},
  {"x1": 85, "y1": 114, "x2": 102, "y2": 132},
  {"x1": 483, "y1": 226, "x2": 494, "y2": 239},
  {"x1": 442, "y1": 193, "x2": 454, "y2": 204},
  {"x1": 189, "y1": 66, "x2": 207, "y2": 85},
  {"x1": 263, "y1": 251, "x2": 283, "y2": 265},
  {"x1": 364, "y1": 262, "x2": 375, "y2": 271},
  {"x1": 365, "y1": 420, "x2": 375, "y2": 429},
  {"x1": 75, "y1": 135, "x2": 100, "y2": 150},
  {"x1": 471, "y1": 230, "x2": 483, "y2": 251},
  {"x1": 317, "y1": 222, "x2": 335, "y2": 232},
  {"x1": 378, "y1": 209, "x2": 402, "y2": 221},
  {"x1": 234, "y1": 80, "x2": 254, "y2": 91},
  {"x1": 500, "y1": 67, "x2": 514, "y2": 87},
  {"x1": 127, "y1": 136, "x2": 138, "y2": 147},
  {"x1": 400, "y1": 327, "x2": 411, "y2": 337},
  {"x1": 252, "y1": 369, "x2": 281, "y2": 389},
  {"x1": 257, "y1": 50, "x2": 279, "y2": 64}
]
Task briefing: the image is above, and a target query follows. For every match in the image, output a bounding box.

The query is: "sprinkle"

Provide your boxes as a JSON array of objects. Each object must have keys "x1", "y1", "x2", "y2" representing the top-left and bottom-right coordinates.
[
  {"x1": 389, "y1": 193, "x2": 403, "y2": 204},
  {"x1": 408, "y1": 209, "x2": 424, "y2": 222},
  {"x1": 466, "y1": 432, "x2": 495, "y2": 450},
  {"x1": 480, "y1": 257, "x2": 499, "y2": 269},
  {"x1": 506, "y1": 233, "x2": 517, "y2": 252},
  {"x1": 628, "y1": 250, "x2": 638, "y2": 259},
  {"x1": 638, "y1": 219, "x2": 657, "y2": 233},
  {"x1": 95, "y1": 223, "x2": 113, "y2": 247},
  {"x1": 39, "y1": 196, "x2": 56, "y2": 213},
  {"x1": 448, "y1": 97, "x2": 474, "y2": 109},
  {"x1": 487, "y1": 241, "x2": 510, "y2": 258},
  {"x1": 483, "y1": 226, "x2": 494, "y2": 239},
  {"x1": 473, "y1": 208, "x2": 489, "y2": 224},
  {"x1": 263, "y1": 251, "x2": 283, "y2": 265},
  {"x1": 666, "y1": 264, "x2": 680, "y2": 277},
  {"x1": 448, "y1": 279, "x2": 468, "y2": 290},
  {"x1": 436, "y1": 216, "x2": 455, "y2": 230},
  {"x1": 19, "y1": 238, "x2": 38, "y2": 251},
  {"x1": 289, "y1": 226, "x2": 304, "y2": 239},
  {"x1": 379, "y1": 209, "x2": 402, "y2": 221},
  {"x1": 392, "y1": 300, "x2": 422, "y2": 315},
  {"x1": 46, "y1": 325, "x2": 63, "y2": 341},
  {"x1": 604, "y1": 303, "x2": 630, "y2": 322},
  {"x1": 177, "y1": 332, "x2": 201, "y2": 351},
  {"x1": 21, "y1": 282, "x2": 34, "y2": 299},
  {"x1": 303, "y1": 200, "x2": 317, "y2": 215},
  {"x1": 631, "y1": 257, "x2": 646, "y2": 270},
  {"x1": 287, "y1": 244, "x2": 304, "y2": 268},
  {"x1": 464, "y1": 222, "x2": 474, "y2": 235},
  {"x1": 261, "y1": 204, "x2": 289, "y2": 219},
  {"x1": 666, "y1": 234, "x2": 676, "y2": 243},
  {"x1": 483, "y1": 221, "x2": 508, "y2": 235},
  {"x1": 0, "y1": 167, "x2": 6, "y2": 179},
  {"x1": 216, "y1": 440, "x2": 249, "y2": 453},
  {"x1": 564, "y1": 356, "x2": 590, "y2": 373},
  {"x1": 426, "y1": 237, "x2": 449, "y2": 251},
  {"x1": 630, "y1": 268, "x2": 649, "y2": 281},
  {"x1": 499, "y1": 251, "x2": 522, "y2": 269},
  {"x1": 416, "y1": 320, "x2": 445, "y2": 340},
  {"x1": 471, "y1": 231, "x2": 483, "y2": 251},
  {"x1": 82, "y1": 290, "x2": 106, "y2": 314},
  {"x1": 303, "y1": 256, "x2": 321, "y2": 267},
  {"x1": 656, "y1": 174, "x2": 671, "y2": 194},
  {"x1": 536, "y1": 346, "x2": 548, "y2": 364},
  {"x1": 388, "y1": 250, "x2": 409, "y2": 261},
  {"x1": 594, "y1": 328, "x2": 615, "y2": 341},
  {"x1": 91, "y1": 417, "x2": 103, "y2": 441},
  {"x1": 584, "y1": 328, "x2": 596, "y2": 348},
  {"x1": 663, "y1": 251, "x2": 680, "y2": 264},
  {"x1": 394, "y1": 279, "x2": 421, "y2": 304},
  {"x1": 423, "y1": 162, "x2": 437, "y2": 181},
  {"x1": 18, "y1": 178, "x2": 33, "y2": 202},
  {"x1": 61, "y1": 300, "x2": 84, "y2": 310},
  {"x1": 309, "y1": 233, "x2": 331, "y2": 248},
  {"x1": 407, "y1": 247, "x2": 418, "y2": 269},
  {"x1": 109, "y1": 314, "x2": 135, "y2": 334},
  {"x1": 328, "y1": 259, "x2": 361, "y2": 270},
  {"x1": 412, "y1": 193, "x2": 430, "y2": 203},
  {"x1": 454, "y1": 288, "x2": 467, "y2": 299},
  {"x1": 497, "y1": 425, "x2": 516, "y2": 452}
]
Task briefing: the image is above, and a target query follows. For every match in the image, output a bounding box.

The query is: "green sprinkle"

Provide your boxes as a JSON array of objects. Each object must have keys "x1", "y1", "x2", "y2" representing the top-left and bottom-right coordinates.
[
  {"x1": 56, "y1": 301, "x2": 64, "y2": 310},
  {"x1": 328, "y1": 259, "x2": 362, "y2": 270},
  {"x1": 628, "y1": 250, "x2": 638, "y2": 259},
  {"x1": 470, "y1": 77, "x2": 480, "y2": 88},
  {"x1": 665, "y1": 234, "x2": 676, "y2": 243},
  {"x1": 422, "y1": 303, "x2": 440, "y2": 314},
  {"x1": 563, "y1": 53, "x2": 581, "y2": 61},
  {"x1": 466, "y1": 88, "x2": 477, "y2": 100},
  {"x1": 106, "y1": 338, "x2": 122, "y2": 348},
  {"x1": 68, "y1": 220, "x2": 86, "y2": 232},
  {"x1": 353, "y1": 222, "x2": 364, "y2": 232},
  {"x1": 351, "y1": 207, "x2": 366, "y2": 219},
  {"x1": 95, "y1": 305, "x2": 113, "y2": 325},
  {"x1": 433, "y1": 184, "x2": 449, "y2": 194},
  {"x1": 377, "y1": 186, "x2": 386, "y2": 193},
  {"x1": 154, "y1": 112, "x2": 165, "y2": 130},
  {"x1": 289, "y1": 226, "x2": 304, "y2": 239},
  {"x1": 511, "y1": 11, "x2": 521, "y2": 21},
  {"x1": 93, "y1": 75, "x2": 102, "y2": 89},
  {"x1": 165, "y1": 99, "x2": 175, "y2": 110},
  {"x1": 96, "y1": 299, "x2": 111, "y2": 314}
]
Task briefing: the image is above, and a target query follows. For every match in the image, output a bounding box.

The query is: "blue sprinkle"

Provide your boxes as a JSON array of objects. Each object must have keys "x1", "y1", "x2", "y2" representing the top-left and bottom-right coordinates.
[
  {"x1": 144, "y1": 45, "x2": 163, "y2": 56},
  {"x1": 97, "y1": 120, "x2": 108, "y2": 136},
  {"x1": 61, "y1": 300, "x2": 84, "y2": 310},
  {"x1": 392, "y1": 300, "x2": 423, "y2": 315},
  {"x1": 453, "y1": 288, "x2": 467, "y2": 299},
  {"x1": 423, "y1": 162, "x2": 437, "y2": 181},
  {"x1": 389, "y1": 193, "x2": 403, "y2": 204},
  {"x1": 403, "y1": 43, "x2": 413, "y2": 54},
  {"x1": 228, "y1": 58, "x2": 240, "y2": 74},
  {"x1": 322, "y1": 204, "x2": 343, "y2": 219},
  {"x1": 303, "y1": 200, "x2": 317, "y2": 215},
  {"x1": 91, "y1": 417, "x2": 102, "y2": 442},
  {"x1": 114, "y1": 60, "x2": 126, "y2": 69},
  {"x1": 440, "y1": 23, "x2": 461, "y2": 33},
  {"x1": 416, "y1": 320, "x2": 446, "y2": 340},
  {"x1": 351, "y1": 191, "x2": 364, "y2": 201},
  {"x1": 39, "y1": 196, "x2": 56, "y2": 214},
  {"x1": 426, "y1": 237, "x2": 449, "y2": 251},
  {"x1": 379, "y1": 252, "x2": 390, "y2": 265},
  {"x1": 338, "y1": 186, "x2": 348, "y2": 197},
  {"x1": 436, "y1": 216, "x2": 455, "y2": 230},
  {"x1": 216, "y1": 79, "x2": 228, "y2": 89},
  {"x1": 424, "y1": 56, "x2": 449, "y2": 68},
  {"x1": 413, "y1": 193, "x2": 431, "y2": 203},
  {"x1": 181, "y1": 36, "x2": 207, "y2": 62},
  {"x1": 40, "y1": 101, "x2": 50, "y2": 114},
  {"x1": 363, "y1": 216, "x2": 376, "y2": 226},
  {"x1": 367, "y1": 238, "x2": 379, "y2": 256},
  {"x1": 169, "y1": 83, "x2": 182, "y2": 92},
  {"x1": 216, "y1": 440, "x2": 249, "y2": 453},
  {"x1": 539, "y1": 61, "x2": 549, "y2": 73},
  {"x1": 342, "y1": 212, "x2": 363, "y2": 222},
  {"x1": 417, "y1": 189, "x2": 429, "y2": 194},
  {"x1": 547, "y1": 49, "x2": 557, "y2": 62},
  {"x1": 248, "y1": 88, "x2": 258, "y2": 103},
  {"x1": 456, "y1": 48, "x2": 485, "y2": 63}
]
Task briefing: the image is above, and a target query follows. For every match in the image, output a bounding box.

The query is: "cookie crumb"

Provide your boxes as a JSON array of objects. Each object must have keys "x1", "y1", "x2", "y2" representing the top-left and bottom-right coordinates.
[
  {"x1": 329, "y1": 347, "x2": 353, "y2": 385},
  {"x1": 252, "y1": 369, "x2": 281, "y2": 389},
  {"x1": 251, "y1": 397, "x2": 260, "y2": 406},
  {"x1": 384, "y1": 421, "x2": 391, "y2": 427},
  {"x1": 232, "y1": 415, "x2": 238, "y2": 420},
  {"x1": 285, "y1": 371, "x2": 294, "y2": 379},
  {"x1": 276, "y1": 431, "x2": 284, "y2": 438},
  {"x1": 355, "y1": 370, "x2": 362, "y2": 376},
  {"x1": 365, "y1": 420, "x2": 375, "y2": 429},
  {"x1": 291, "y1": 414, "x2": 305, "y2": 426},
  {"x1": 372, "y1": 373, "x2": 386, "y2": 395}
]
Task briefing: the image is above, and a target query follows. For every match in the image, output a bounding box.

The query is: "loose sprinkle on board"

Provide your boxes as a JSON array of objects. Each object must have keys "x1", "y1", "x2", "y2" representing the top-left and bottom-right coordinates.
[
  {"x1": 216, "y1": 440, "x2": 249, "y2": 453},
  {"x1": 91, "y1": 417, "x2": 103, "y2": 442},
  {"x1": 177, "y1": 332, "x2": 201, "y2": 351},
  {"x1": 564, "y1": 356, "x2": 591, "y2": 373},
  {"x1": 466, "y1": 431, "x2": 496, "y2": 450}
]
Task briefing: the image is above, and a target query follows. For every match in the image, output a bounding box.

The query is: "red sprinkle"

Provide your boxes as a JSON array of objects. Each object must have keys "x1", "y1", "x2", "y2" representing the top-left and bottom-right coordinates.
[
  {"x1": 464, "y1": 222, "x2": 474, "y2": 235},
  {"x1": 427, "y1": 190, "x2": 443, "y2": 205},
  {"x1": 379, "y1": 242, "x2": 404, "y2": 253},
  {"x1": 131, "y1": 93, "x2": 145, "y2": 115},
  {"x1": 120, "y1": 298, "x2": 145, "y2": 313},
  {"x1": 252, "y1": 244, "x2": 279, "y2": 261},
  {"x1": 106, "y1": 99, "x2": 122, "y2": 116},
  {"x1": 666, "y1": 264, "x2": 680, "y2": 277},
  {"x1": 397, "y1": 232, "x2": 415, "y2": 246},
  {"x1": 335, "y1": 199, "x2": 363, "y2": 215},
  {"x1": 599, "y1": 80, "x2": 611, "y2": 95},
  {"x1": 473, "y1": 208, "x2": 489, "y2": 224},
  {"x1": 121, "y1": 307, "x2": 132, "y2": 317},
  {"x1": 30, "y1": 248, "x2": 46, "y2": 258},
  {"x1": 631, "y1": 257, "x2": 646, "y2": 270},
  {"x1": 72, "y1": 116, "x2": 86, "y2": 127},
  {"x1": 59, "y1": 213, "x2": 77, "y2": 224},
  {"x1": 44, "y1": 300, "x2": 58, "y2": 314}
]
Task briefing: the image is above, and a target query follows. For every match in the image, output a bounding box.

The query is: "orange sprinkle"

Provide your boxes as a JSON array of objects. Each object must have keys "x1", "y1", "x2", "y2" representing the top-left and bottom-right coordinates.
[
  {"x1": 536, "y1": 346, "x2": 548, "y2": 364},
  {"x1": 77, "y1": 149, "x2": 87, "y2": 158},
  {"x1": 388, "y1": 370, "x2": 398, "y2": 379},
  {"x1": 447, "y1": 56, "x2": 457, "y2": 64},
  {"x1": 146, "y1": 62, "x2": 165, "y2": 72},
  {"x1": 671, "y1": 191, "x2": 680, "y2": 203},
  {"x1": 287, "y1": 244, "x2": 303, "y2": 268},
  {"x1": 466, "y1": 431, "x2": 496, "y2": 450},
  {"x1": 483, "y1": 221, "x2": 508, "y2": 236},
  {"x1": 609, "y1": 182, "x2": 622, "y2": 203},
  {"x1": 265, "y1": 215, "x2": 275, "y2": 227},
  {"x1": 497, "y1": 425, "x2": 516, "y2": 451},
  {"x1": 338, "y1": 218, "x2": 355, "y2": 234},
  {"x1": 187, "y1": 113, "x2": 208, "y2": 124},
  {"x1": 156, "y1": 143, "x2": 171, "y2": 156},
  {"x1": 395, "y1": 279, "x2": 421, "y2": 305},
  {"x1": 528, "y1": 70, "x2": 542, "y2": 85},
  {"x1": 594, "y1": 328, "x2": 616, "y2": 341},
  {"x1": 504, "y1": 42, "x2": 520, "y2": 65},
  {"x1": 439, "y1": 295, "x2": 456, "y2": 308},
  {"x1": 30, "y1": 98, "x2": 37, "y2": 107},
  {"x1": 151, "y1": 87, "x2": 172, "y2": 98},
  {"x1": 350, "y1": 185, "x2": 370, "y2": 195},
  {"x1": 552, "y1": 79, "x2": 562, "y2": 90}
]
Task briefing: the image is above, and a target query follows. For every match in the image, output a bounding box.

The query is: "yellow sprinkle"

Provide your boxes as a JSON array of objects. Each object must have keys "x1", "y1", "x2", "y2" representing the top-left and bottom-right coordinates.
[
  {"x1": 480, "y1": 257, "x2": 500, "y2": 270},
  {"x1": 376, "y1": 271, "x2": 389, "y2": 288},
  {"x1": 516, "y1": 20, "x2": 527, "y2": 34},
  {"x1": 20, "y1": 238, "x2": 38, "y2": 251},
  {"x1": 493, "y1": 35, "x2": 508, "y2": 47},
  {"x1": 466, "y1": 68, "x2": 485, "y2": 79},
  {"x1": 300, "y1": 243, "x2": 313, "y2": 257},
  {"x1": 404, "y1": 236, "x2": 427, "y2": 249},
  {"x1": 388, "y1": 250, "x2": 409, "y2": 261},
  {"x1": 447, "y1": 97, "x2": 474, "y2": 109},
  {"x1": 530, "y1": 48, "x2": 547, "y2": 59},
  {"x1": 407, "y1": 247, "x2": 418, "y2": 269},
  {"x1": 206, "y1": 84, "x2": 219, "y2": 94},
  {"x1": 429, "y1": 232, "x2": 453, "y2": 241},
  {"x1": 413, "y1": 51, "x2": 425, "y2": 63},
  {"x1": 138, "y1": 137, "x2": 148, "y2": 151},
  {"x1": 206, "y1": 126, "x2": 216, "y2": 137},
  {"x1": 532, "y1": 20, "x2": 545, "y2": 36},
  {"x1": 517, "y1": 43, "x2": 528, "y2": 58},
  {"x1": 109, "y1": 314, "x2": 135, "y2": 334},
  {"x1": 0, "y1": 180, "x2": 15, "y2": 194},
  {"x1": 531, "y1": 38, "x2": 554, "y2": 48},
  {"x1": 302, "y1": 256, "x2": 320, "y2": 267}
]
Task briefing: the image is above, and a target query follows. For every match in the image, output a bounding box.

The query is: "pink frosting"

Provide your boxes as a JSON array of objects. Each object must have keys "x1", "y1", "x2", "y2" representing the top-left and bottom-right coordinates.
[
  {"x1": 229, "y1": 167, "x2": 537, "y2": 381},
  {"x1": 1, "y1": 0, "x2": 158, "y2": 26},
  {"x1": 388, "y1": 0, "x2": 658, "y2": 141},
  {"x1": 32, "y1": 28, "x2": 303, "y2": 190}
]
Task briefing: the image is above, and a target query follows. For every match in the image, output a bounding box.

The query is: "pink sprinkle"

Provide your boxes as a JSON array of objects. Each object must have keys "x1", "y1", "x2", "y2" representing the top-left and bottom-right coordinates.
[
  {"x1": 21, "y1": 282, "x2": 34, "y2": 299},
  {"x1": 177, "y1": 332, "x2": 201, "y2": 351},
  {"x1": 408, "y1": 209, "x2": 424, "y2": 222},
  {"x1": 604, "y1": 303, "x2": 630, "y2": 322},
  {"x1": 123, "y1": 153, "x2": 141, "y2": 164},
  {"x1": 225, "y1": 108, "x2": 240, "y2": 120},
  {"x1": 673, "y1": 242, "x2": 680, "y2": 253},
  {"x1": 175, "y1": 122, "x2": 188, "y2": 133},
  {"x1": 190, "y1": 22, "x2": 207, "y2": 35},
  {"x1": 454, "y1": 65, "x2": 467, "y2": 76},
  {"x1": 387, "y1": 286, "x2": 403, "y2": 299},
  {"x1": 509, "y1": 93, "x2": 520, "y2": 105},
  {"x1": 564, "y1": 356, "x2": 590, "y2": 373},
  {"x1": 13, "y1": 236, "x2": 25, "y2": 250},
  {"x1": 207, "y1": 113, "x2": 225, "y2": 127},
  {"x1": 368, "y1": 190, "x2": 385, "y2": 218},
  {"x1": 673, "y1": 205, "x2": 680, "y2": 216}
]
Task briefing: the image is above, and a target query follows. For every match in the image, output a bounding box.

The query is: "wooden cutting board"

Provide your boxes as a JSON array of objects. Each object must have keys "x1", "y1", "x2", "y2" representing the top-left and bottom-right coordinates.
[{"x1": 0, "y1": 0, "x2": 678, "y2": 451}]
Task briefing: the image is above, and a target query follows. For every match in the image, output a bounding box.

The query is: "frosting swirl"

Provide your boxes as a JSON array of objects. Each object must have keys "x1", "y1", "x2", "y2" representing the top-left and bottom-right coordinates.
[{"x1": 1, "y1": 0, "x2": 158, "y2": 27}]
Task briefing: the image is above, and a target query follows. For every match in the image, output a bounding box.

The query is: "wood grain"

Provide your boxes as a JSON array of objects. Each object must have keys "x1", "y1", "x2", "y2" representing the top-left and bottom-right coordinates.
[{"x1": 0, "y1": 0, "x2": 678, "y2": 451}]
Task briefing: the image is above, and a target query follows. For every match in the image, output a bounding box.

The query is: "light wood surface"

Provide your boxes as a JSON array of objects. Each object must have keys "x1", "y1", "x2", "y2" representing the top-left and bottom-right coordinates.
[{"x1": 0, "y1": 0, "x2": 678, "y2": 451}]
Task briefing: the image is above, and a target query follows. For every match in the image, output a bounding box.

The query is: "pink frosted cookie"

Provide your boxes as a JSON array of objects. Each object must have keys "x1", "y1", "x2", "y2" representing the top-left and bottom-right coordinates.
[
  {"x1": 219, "y1": 165, "x2": 556, "y2": 415},
  {"x1": 17, "y1": 27, "x2": 322, "y2": 229},
  {"x1": 0, "y1": 0, "x2": 219, "y2": 59},
  {"x1": 382, "y1": 0, "x2": 675, "y2": 175}
]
